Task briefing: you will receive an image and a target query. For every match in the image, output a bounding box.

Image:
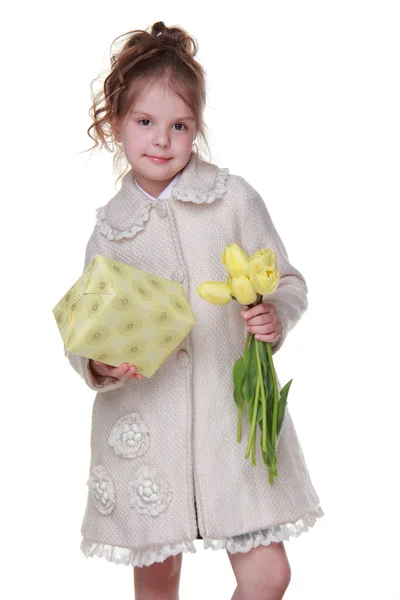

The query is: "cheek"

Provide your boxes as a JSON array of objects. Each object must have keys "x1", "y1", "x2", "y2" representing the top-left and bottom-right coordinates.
[
  {"x1": 121, "y1": 129, "x2": 144, "y2": 152},
  {"x1": 179, "y1": 133, "x2": 195, "y2": 152}
]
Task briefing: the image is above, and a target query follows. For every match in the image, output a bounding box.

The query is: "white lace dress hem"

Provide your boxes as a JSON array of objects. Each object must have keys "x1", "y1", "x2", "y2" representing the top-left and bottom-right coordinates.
[
  {"x1": 203, "y1": 505, "x2": 324, "y2": 553},
  {"x1": 80, "y1": 505, "x2": 324, "y2": 568},
  {"x1": 80, "y1": 537, "x2": 196, "y2": 568}
]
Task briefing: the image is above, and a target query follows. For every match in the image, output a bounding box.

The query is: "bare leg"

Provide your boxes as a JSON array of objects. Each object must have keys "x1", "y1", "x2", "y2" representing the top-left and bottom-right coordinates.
[
  {"x1": 133, "y1": 552, "x2": 183, "y2": 600},
  {"x1": 227, "y1": 541, "x2": 291, "y2": 600}
]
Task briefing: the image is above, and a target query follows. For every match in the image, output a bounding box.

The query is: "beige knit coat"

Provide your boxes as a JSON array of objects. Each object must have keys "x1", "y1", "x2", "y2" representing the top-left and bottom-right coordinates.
[{"x1": 64, "y1": 150, "x2": 324, "y2": 567}]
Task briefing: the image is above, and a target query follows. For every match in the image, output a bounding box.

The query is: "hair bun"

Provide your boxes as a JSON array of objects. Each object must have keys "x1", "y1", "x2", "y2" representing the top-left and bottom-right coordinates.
[{"x1": 151, "y1": 21, "x2": 197, "y2": 57}]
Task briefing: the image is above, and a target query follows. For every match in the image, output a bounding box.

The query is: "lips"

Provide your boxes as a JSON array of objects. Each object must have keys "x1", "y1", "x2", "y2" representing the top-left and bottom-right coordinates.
[
  {"x1": 145, "y1": 155, "x2": 172, "y2": 165},
  {"x1": 145, "y1": 155, "x2": 171, "y2": 160}
]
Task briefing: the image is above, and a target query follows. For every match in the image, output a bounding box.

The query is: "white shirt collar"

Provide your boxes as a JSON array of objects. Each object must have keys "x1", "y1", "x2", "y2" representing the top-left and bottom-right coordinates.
[
  {"x1": 96, "y1": 151, "x2": 231, "y2": 239},
  {"x1": 134, "y1": 171, "x2": 183, "y2": 201}
]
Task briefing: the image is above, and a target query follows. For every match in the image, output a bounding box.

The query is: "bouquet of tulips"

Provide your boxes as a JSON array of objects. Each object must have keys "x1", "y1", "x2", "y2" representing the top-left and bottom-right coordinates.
[{"x1": 196, "y1": 243, "x2": 292, "y2": 485}]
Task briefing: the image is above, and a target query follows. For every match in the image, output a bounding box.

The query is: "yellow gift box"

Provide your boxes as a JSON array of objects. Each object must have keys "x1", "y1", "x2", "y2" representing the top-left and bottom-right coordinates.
[{"x1": 52, "y1": 255, "x2": 196, "y2": 378}]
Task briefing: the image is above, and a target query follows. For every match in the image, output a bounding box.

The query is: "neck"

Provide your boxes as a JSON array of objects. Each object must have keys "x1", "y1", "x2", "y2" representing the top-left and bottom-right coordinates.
[{"x1": 134, "y1": 176, "x2": 176, "y2": 198}]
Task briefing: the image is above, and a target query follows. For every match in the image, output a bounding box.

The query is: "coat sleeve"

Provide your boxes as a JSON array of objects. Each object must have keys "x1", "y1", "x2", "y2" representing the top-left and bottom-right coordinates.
[
  {"x1": 234, "y1": 175, "x2": 309, "y2": 355},
  {"x1": 63, "y1": 227, "x2": 129, "y2": 393}
]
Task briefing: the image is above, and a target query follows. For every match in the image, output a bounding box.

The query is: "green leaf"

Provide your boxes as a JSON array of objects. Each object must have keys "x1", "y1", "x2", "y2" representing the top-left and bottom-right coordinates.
[
  {"x1": 261, "y1": 434, "x2": 277, "y2": 466},
  {"x1": 247, "y1": 336, "x2": 258, "y2": 399},
  {"x1": 265, "y1": 363, "x2": 274, "y2": 439},
  {"x1": 257, "y1": 339, "x2": 267, "y2": 366},
  {"x1": 242, "y1": 377, "x2": 251, "y2": 406},
  {"x1": 277, "y1": 379, "x2": 292, "y2": 434},
  {"x1": 266, "y1": 434, "x2": 277, "y2": 464},
  {"x1": 233, "y1": 357, "x2": 246, "y2": 410},
  {"x1": 233, "y1": 357, "x2": 246, "y2": 388},
  {"x1": 243, "y1": 334, "x2": 252, "y2": 368},
  {"x1": 247, "y1": 395, "x2": 254, "y2": 426},
  {"x1": 233, "y1": 383, "x2": 245, "y2": 409}
]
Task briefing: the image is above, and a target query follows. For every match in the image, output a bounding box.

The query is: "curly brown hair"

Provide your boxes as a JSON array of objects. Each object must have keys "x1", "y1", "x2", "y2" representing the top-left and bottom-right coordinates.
[{"x1": 83, "y1": 21, "x2": 211, "y2": 186}]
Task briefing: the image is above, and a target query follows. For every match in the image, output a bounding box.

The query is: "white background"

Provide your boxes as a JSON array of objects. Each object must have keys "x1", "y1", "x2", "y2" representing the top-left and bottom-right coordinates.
[{"x1": 2, "y1": 1, "x2": 399, "y2": 598}]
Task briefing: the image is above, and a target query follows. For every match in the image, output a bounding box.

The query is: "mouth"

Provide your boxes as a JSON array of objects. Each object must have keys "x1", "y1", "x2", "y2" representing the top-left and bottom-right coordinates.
[{"x1": 145, "y1": 155, "x2": 172, "y2": 163}]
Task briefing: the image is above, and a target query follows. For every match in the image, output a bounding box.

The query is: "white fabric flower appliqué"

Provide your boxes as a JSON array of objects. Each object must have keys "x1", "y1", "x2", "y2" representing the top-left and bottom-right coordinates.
[
  {"x1": 87, "y1": 465, "x2": 116, "y2": 515},
  {"x1": 128, "y1": 465, "x2": 172, "y2": 517},
  {"x1": 109, "y1": 413, "x2": 150, "y2": 459}
]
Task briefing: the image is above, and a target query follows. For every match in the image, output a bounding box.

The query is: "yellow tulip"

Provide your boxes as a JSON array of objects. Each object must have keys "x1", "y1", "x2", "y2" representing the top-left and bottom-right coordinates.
[
  {"x1": 252, "y1": 248, "x2": 277, "y2": 267},
  {"x1": 248, "y1": 249, "x2": 277, "y2": 279},
  {"x1": 222, "y1": 243, "x2": 250, "y2": 278},
  {"x1": 251, "y1": 269, "x2": 280, "y2": 295},
  {"x1": 230, "y1": 275, "x2": 258, "y2": 305},
  {"x1": 196, "y1": 282, "x2": 233, "y2": 305},
  {"x1": 226, "y1": 275, "x2": 234, "y2": 295},
  {"x1": 248, "y1": 248, "x2": 280, "y2": 295}
]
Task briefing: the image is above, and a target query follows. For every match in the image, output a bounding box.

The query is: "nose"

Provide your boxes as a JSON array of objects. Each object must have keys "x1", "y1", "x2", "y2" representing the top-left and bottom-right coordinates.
[{"x1": 153, "y1": 126, "x2": 170, "y2": 148}]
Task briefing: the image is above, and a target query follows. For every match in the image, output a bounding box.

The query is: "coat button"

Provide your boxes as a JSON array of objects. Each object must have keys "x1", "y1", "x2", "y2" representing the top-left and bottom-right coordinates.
[
  {"x1": 176, "y1": 349, "x2": 189, "y2": 368},
  {"x1": 172, "y1": 269, "x2": 185, "y2": 283},
  {"x1": 155, "y1": 203, "x2": 168, "y2": 218}
]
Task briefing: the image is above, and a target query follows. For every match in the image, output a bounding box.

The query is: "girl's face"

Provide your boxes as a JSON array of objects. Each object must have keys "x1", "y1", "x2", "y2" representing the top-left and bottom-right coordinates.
[{"x1": 111, "y1": 79, "x2": 197, "y2": 197}]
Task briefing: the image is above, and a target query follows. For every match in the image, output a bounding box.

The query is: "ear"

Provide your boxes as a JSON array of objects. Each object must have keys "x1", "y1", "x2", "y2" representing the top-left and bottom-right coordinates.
[{"x1": 110, "y1": 115, "x2": 121, "y2": 142}]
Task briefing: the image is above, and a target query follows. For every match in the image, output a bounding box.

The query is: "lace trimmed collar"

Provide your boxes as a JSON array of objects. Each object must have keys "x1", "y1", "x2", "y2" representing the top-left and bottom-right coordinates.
[{"x1": 96, "y1": 151, "x2": 230, "y2": 241}]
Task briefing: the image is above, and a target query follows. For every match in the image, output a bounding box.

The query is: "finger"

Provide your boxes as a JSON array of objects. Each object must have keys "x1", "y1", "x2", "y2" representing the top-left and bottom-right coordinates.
[
  {"x1": 253, "y1": 322, "x2": 281, "y2": 340},
  {"x1": 254, "y1": 331, "x2": 281, "y2": 342},
  {"x1": 241, "y1": 303, "x2": 269, "y2": 320},
  {"x1": 124, "y1": 366, "x2": 139, "y2": 378},
  {"x1": 245, "y1": 315, "x2": 271, "y2": 327},
  {"x1": 107, "y1": 363, "x2": 130, "y2": 378},
  {"x1": 117, "y1": 364, "x2": 144, "y2": 380},
  {"x1": 246, "y1": 323, "x2": 264, "y2": 332},
  {"x1": 128, "y1": 366, "x2": 145, "y2": 379},
  {"x1": 94, "y1": 361, "x2": 143, "y2": 380},
  {"x1": 124, "y1": 370, "x2": 144, "y2": 380},
  {"x1": 248, "y1": 324, "x2": 275, "y2": 333}
]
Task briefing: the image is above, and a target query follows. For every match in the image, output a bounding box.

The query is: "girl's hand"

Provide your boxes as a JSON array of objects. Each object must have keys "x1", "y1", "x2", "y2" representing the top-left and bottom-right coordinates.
[
  {"x1": 240, "y1": 302, "x2": 281, "y2": 343},
  {"x1": 89, "y1": 359, "x2": 144, "y2": 380}
]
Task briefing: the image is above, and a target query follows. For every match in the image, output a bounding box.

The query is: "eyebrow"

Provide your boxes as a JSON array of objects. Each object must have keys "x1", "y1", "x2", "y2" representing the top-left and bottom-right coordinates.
[{"x1": 132, "y1": 110, "x2": 195, "y2": 122}]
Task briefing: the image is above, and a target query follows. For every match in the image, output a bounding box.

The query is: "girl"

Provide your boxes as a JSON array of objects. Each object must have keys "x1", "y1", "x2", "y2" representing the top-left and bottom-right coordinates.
[{"x1": 65, "y1": 21, "x2": 324, "y2": 600}]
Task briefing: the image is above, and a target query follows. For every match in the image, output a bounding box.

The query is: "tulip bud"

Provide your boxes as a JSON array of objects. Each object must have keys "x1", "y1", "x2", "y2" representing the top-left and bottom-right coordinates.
[
  {"x1": 248, "y1": 249, "x2": 280, "y2": 295},
  {"x1": 222, "y1": 243, "x2": 250, "y2": 278},
  {"x1": 230, "y1": 275, "x2": 258, "y2": 305},
  {"x1": 250, "y1": 248, "x2": 277, "y2": 269},
  {"x1": 248, "y1": 249, "x2": 277, "y2": 279},
  {"x1": 251, "y1": 269, "x2": 280, "y2": 295},
  {"x1": 196, "y1": 282, "x2": 233, "y2": 305}
]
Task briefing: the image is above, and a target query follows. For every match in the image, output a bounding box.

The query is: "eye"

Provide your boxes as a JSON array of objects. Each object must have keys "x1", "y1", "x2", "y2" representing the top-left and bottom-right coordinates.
[
  {"x1": 173, "y1": 123, "x2": 187, "y2": 131},
  {"x1": 138, "y1": 119, "x2": 152, "y2": 126}
]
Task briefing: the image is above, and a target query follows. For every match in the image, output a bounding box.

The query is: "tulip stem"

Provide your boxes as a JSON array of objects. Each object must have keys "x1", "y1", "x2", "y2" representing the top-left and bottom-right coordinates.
[
  {"x1": 266, "y1": 342, "x2": 279, "y2": 450},
  {"x1": 268, "y1": 465, "x2": 274, "y2": 485},
  {"x1": 255, "y1": 339, "x2": 268, "y2": 452},
  {"x1": 236, "y1": 406, "x2": 243, "y2": 442},
  {"x1": 245, "y1": 370, "x2": 260, "y2": 459},
  {"x1": 252, "y1": 426, "x2": 256, "y2": 465},
  {"x1": 244, "y1": 331, "x2": 252, "y2": 358}
]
